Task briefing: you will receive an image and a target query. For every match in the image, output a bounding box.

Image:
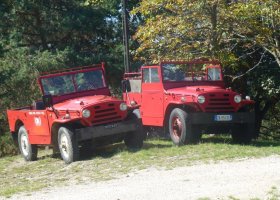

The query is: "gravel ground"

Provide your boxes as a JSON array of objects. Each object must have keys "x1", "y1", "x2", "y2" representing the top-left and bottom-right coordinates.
[{"x1": 6, "y1": 155, "x2": 280, "y2": 200}]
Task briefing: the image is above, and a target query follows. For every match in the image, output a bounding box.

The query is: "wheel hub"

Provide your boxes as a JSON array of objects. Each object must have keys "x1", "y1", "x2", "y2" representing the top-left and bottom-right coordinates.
[
  {"x1": 172, "y1": 117, "x2": 182, "y2": 138},
  {"x1": 21, "y1": 134, "x2": 29, "y2": 156},
  {"x1": 60, "y1": 134, "x2": 69, "y2": 159}
]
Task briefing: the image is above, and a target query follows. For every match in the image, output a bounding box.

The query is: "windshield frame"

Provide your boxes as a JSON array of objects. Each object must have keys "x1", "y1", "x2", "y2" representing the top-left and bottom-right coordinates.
[
  {"x1": 160, "y1": 60, "x2": 223, "y2": 83},
  {"x1": 38, "y1": 67, "x2": 107, "y2": 97}
]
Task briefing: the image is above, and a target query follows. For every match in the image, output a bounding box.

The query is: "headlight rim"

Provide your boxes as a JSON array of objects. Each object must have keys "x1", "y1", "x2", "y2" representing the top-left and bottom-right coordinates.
[
  {"x1": 234, "y1": 94, "x2": 242, "y2": 103},
  {"x1": 82, "y1": 109, "x2": 91, "y2": 118},
  {"x1": 197, "y1": 95, "x2": 206, "y2": 104},
  {"x1": 119, "y1": 102, "x2": 128, "y2": 111}
]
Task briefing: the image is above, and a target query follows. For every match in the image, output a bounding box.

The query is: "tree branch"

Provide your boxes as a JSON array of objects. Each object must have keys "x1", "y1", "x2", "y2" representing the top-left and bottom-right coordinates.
[{"x1": 232, "y1": 50, "x2": 267, "y2": 82}]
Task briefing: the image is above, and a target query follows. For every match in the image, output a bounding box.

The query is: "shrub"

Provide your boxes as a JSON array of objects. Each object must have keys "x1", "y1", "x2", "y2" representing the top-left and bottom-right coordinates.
[{"x1": 0, "y1": 133, "x2": 18, "y2": 157}]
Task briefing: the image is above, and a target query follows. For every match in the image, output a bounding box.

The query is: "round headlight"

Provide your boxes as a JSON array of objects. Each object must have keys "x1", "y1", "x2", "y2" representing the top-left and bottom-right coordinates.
[
  {"x1": 120, "y1": 103, "x2": 127, "y2": 111},
  {"x1": 234, "y1": 95, "x2": 242, "y2": 103},
  {"x1": 82, "y1": 109, "x2": 91, "y2": 118},
  {"x1": 197, "y1": 95, "x2": 205, "y2": 104},
  {"x1": 245, "y1": 96, "x2": 251, "y2": 100}
]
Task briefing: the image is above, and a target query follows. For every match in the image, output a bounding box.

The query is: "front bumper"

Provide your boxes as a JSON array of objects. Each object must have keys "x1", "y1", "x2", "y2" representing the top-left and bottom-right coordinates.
[
  {"x1": 189, "y1": 112, "x2": 255, "y2": 125},
  {"x1": 75, "y1": 118, "x2": 141, "y2": 142}
]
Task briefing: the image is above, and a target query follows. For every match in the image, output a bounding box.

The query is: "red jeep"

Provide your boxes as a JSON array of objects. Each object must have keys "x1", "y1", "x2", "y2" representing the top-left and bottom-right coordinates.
[
  {"x1": 122, "y1": 59, "x2": 255, "y2": 145},
  {"x1": 7, "y1": 63, "x2": 144, "y2": 164}
]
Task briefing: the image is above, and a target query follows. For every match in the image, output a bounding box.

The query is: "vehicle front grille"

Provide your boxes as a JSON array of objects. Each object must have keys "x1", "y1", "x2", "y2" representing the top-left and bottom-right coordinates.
[
  {"x1": 92, "y1": 103, "x2": 123, "y2": 125},
  {"x1": 205, "y1": 94, "x2": 235, "y2": 112}
]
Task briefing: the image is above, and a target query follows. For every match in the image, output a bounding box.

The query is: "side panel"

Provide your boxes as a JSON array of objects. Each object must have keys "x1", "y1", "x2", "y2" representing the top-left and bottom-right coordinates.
[
  {"x1": 27, "y1": 110, "x2": 51, "y2": 144},
  {"x1": 7, "y1": 109, "x2": 51, "y2": 145}
]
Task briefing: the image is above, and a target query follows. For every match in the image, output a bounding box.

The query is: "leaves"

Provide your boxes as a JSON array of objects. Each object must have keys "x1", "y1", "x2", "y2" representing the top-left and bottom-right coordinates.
[{"x1": 133, "y1": 0, "x2": 234, "y2": 62}]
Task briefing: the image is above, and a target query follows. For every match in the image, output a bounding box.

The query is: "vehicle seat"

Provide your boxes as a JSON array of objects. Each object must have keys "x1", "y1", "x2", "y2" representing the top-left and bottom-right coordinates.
[{"x1": 32, "y1": 101, "x2": 45, "y2": 110}]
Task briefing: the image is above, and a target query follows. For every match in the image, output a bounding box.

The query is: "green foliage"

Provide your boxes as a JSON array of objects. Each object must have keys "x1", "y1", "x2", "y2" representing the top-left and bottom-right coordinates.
[
  {"x1": 0, "y1": 133, "x2": 18, "y2": 157},
  {"x1": 0, "y1": 47, "x2": 70, "y2": 108},
  {"x1": 230, "y1": 0, "x2": 280, "y2": 67},
  {"x1": 0, "y1": 47, "x2": 70, "y2": 135},
  {"x1": 261, "y1": 102, "x2": 280, "y2": 141},
  {"x1": 133, "y1": 0, "x2": 234, "y2": 62}
]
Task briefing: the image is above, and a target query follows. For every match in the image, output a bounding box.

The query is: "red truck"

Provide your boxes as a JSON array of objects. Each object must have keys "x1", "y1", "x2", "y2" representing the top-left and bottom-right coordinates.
[
  {"x1": 7, "y1": 63, "x2": 144, "y2": 164},
  {"x1": 122, "y1": 59, "x2": 255, "y2": 145}
]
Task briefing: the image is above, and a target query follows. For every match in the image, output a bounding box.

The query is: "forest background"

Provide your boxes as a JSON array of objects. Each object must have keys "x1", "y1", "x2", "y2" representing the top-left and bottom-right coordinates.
[{"x1": 0, "y1": 0, "x2": 279, "y2": 156}]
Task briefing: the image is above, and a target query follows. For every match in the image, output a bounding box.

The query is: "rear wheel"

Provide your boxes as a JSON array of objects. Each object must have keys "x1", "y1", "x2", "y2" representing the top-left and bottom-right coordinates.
[
  {"x1": 168, "y1": 108, "x2": 199, "y2": 145},
  {"x1": 231, "y1": 124, "x2": 253, "y2": 144},
  {"x1": 124, "y1": 113, "x2": 144, "y2": 149},
  {"x1": 58, "y1": 127, "x2": 79, "y2": 164},
  {"x1": 18, "y1": 126, "x2": 38, "y2": 161}
]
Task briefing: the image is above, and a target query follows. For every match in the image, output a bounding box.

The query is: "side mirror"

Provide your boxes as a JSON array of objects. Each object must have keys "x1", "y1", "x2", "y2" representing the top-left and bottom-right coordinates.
[
  {"x1": 121, "y1": 79, "x2": 131, "y2": 92},
  {"x1": 42, "y1": 94, "x2": 53, "y2": 108}
]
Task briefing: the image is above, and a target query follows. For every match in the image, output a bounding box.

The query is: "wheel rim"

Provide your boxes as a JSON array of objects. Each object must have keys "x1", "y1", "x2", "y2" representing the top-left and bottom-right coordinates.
[
  {"x1": 171, "y1": 116, "x2": 182, "y2": 139},
  {"x1": 60, "y1": 133, "x2": 70, "y2": 160},
  {"x1": 20, "y1": 133, "x2": 29, "y2": 156}
]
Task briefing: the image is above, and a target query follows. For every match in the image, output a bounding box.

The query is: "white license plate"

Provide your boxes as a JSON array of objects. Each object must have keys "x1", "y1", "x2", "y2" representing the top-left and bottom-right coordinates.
[
  {"x1": 214, "y1": 115, "x2": 232, "y2": 121},
  {"x1": 104, "y1": 123, "x2": 118, "y2": 129}
]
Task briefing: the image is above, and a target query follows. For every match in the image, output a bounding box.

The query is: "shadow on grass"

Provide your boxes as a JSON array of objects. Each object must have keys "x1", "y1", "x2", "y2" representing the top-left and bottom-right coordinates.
[
  {"x1": 34, "y1": 138, "x2": 172, "y2": 162},
  {"x1": 79, "y1": 139, "x2": 173, "y2": 161},
  {"x1": 201, "y1": 135, "x2": 280, "y2": 147},
  {"x1": 37, "y1": 136, "x2": 280, "y2": 162}
]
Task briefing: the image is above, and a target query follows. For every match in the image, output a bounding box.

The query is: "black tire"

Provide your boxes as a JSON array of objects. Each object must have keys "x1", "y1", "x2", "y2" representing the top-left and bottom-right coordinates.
[
  {"x1": 191, "y1": 126, "x2": 202, "y2": 144},
  {"x1": 231, "y1": 124, "x2": 253, "y2": 144},
  {"x1": 168, "y1": 108, "x2": 199, "y2": 145},
  {"x1": 58, "y1": 126, "x2": 79, "y2": 164},
  {"x1": 124, "y1": 112, "x2": 144, "y2": 149},
  {"x1": 18, "y1": 126, "x2": 38, "y2": 161}
]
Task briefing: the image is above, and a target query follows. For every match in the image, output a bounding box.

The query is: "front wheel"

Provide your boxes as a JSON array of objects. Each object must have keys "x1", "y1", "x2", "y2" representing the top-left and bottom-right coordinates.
[
  {"x1": 168, "y1": 108, "x2": 199, "y2": 145},
  {"x1": 124, "y1": 113, "x2": 145, "y2": 149},
  {"x1": 18, "y1": 126, "x2": 38, "y2": 161},
  {"x1": 231, "y1": 124, "x2": 253, "y2": 144},
  {"x1": 58, "y1": 127, "x2": 79, "y2": 164}
]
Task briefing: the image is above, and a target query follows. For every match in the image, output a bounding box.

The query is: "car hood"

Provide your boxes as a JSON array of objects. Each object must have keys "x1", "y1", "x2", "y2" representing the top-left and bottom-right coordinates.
[
  {"x1": 53, "y1": 95, "x2": 122, "y2": 110},
  {"x1": 166, "y1": 86, "x2": 236, "y2": 96}
]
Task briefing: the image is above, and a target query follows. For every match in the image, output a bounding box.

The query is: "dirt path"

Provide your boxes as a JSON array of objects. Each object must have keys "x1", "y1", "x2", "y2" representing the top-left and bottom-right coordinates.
[{"x1": 6, "y1": 155, "x2": 280, "y2": 200}]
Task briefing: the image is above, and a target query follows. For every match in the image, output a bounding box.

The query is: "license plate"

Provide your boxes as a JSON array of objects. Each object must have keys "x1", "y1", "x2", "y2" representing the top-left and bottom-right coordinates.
[
  {"x1": 104, "y1": 123, "x2": 118, "y2": 129},
  {"x1": 214, "y1": 115, "x2": 232, "y2": 121}
]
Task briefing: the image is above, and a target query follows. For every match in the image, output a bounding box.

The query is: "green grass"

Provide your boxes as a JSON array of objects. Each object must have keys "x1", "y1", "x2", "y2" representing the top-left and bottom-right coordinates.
[{"x1": 0, "y1": 135, "x2": 280, "y2": 197}]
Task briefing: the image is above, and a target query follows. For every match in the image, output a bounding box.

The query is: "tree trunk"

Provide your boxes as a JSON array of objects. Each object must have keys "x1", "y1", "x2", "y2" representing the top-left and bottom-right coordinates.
[{"x1": 254, "y1": 97, "x2": 278, "y2": 138}]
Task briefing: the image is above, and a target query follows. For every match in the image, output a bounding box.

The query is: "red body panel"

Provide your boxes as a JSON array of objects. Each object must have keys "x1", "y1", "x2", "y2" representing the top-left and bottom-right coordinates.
[{"x1": 7, "y1": 109, "x2": 51, "y2": 144}]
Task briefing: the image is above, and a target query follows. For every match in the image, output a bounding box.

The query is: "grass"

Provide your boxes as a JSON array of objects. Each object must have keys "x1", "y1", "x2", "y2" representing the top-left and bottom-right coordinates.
[{"x1": 0, "y1": 135, "x2": 280, "y2": 198}]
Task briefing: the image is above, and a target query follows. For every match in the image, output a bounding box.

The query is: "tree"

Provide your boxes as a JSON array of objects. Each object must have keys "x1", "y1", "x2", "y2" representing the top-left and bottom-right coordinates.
[
  {"x1": 0, "y1": 47, "x2": 70, "y2": 135},
  {"x1": 228, "y1": 0, "x2": 280, "y2": 136},
  {"x1": 230, "y1": 0, "x2": 280, "y2": 68},
  {"x1": 132, "y1": 0, "x2": 236, "y2": 63}
]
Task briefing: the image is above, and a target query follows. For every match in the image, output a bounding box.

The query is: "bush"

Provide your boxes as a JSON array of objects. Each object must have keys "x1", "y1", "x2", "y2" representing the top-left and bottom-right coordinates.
[
  {"x1": 260, "y1": 102, "x2": 280, "y2": 141},
  {"x1": 0, "y1": 133, "x2": 18, "y2": 157}
]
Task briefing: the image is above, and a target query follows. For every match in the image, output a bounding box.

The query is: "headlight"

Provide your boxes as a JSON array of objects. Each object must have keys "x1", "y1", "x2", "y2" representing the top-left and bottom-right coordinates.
[
  {"x1": 197, "y1": 95, "x2": 205, "y2": 104},
  {"x1": 82, "y1": 109, "x2": 91, "y2": 118},
  {"x1": 120, "y1": 103, "x2": 127, "y2": 111},
  {"x1": 234, "y1": 95, "x2": 242, "y2": 103}
]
